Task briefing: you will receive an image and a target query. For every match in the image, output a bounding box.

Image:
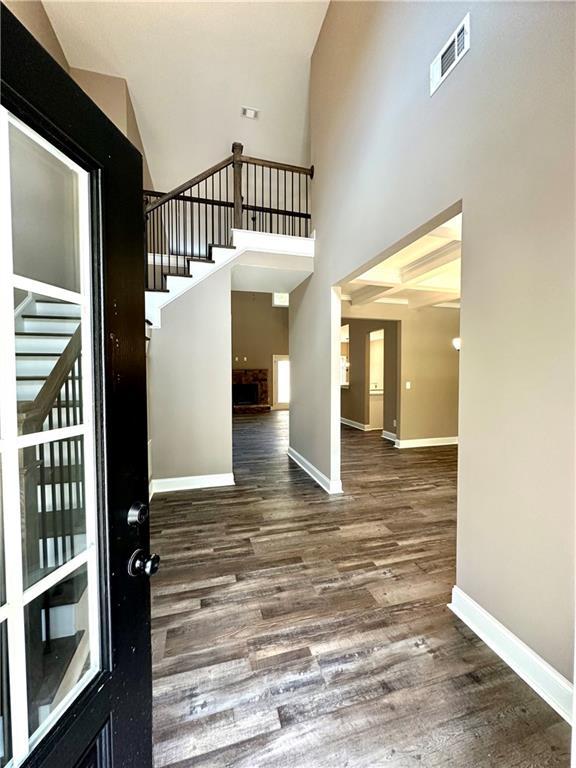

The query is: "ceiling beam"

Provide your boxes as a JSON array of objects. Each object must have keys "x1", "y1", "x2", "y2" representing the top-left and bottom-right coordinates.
[
  {"x1": 408, "y1": 291, "x2": 460, "y2": 309},
  {"x1": 399, "y1": 240, "x2": 461, "y2": 283},
  {"x1": 350, "y1": 284, "x2": 398, "y2": 305}
]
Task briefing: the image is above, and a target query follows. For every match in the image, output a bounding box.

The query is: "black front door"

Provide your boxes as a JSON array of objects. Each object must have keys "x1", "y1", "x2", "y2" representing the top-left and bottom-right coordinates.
[{"x1": 1, "y1": 8, "x2": 154, "y2": 768}]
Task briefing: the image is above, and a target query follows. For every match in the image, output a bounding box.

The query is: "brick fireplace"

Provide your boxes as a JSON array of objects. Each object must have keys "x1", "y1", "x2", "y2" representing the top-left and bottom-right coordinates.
[{"x1": 232, "y1": 369, "x2": 270, "y2": 414}]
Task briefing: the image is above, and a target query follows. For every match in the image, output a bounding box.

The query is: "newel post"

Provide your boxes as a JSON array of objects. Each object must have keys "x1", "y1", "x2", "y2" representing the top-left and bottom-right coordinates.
[{"x1": 232, "y1": 141, "x2": 244, "y2": 230}]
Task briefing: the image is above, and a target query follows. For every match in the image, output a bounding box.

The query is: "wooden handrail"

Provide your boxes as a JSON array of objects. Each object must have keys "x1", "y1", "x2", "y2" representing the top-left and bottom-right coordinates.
[
  {"x1": 145, "y1": 144, "x2": 314, "y2": 215},
  {"x1": 145, "y1": 155, "x2": 234, "y2": 213},
  {"x1": 22, "y1": 325, "x2": 82, "y2": 434},
  {"x1": 240, "y1": 154, "x2": 313, "y2": 177}
]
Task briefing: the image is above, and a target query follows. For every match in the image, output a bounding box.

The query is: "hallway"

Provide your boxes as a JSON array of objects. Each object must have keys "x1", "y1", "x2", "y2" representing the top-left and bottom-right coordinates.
[{"x1": 150, "y1": 412, "x2": 569, "y2": 767}]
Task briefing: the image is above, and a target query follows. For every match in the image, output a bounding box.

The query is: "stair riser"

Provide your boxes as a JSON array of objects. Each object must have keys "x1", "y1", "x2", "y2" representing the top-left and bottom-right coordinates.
[
  {"x1": 18, "y1": 318, "x2": 79, "y2": 335},
  {"x1": 33, "y1": 302, "x2": 81, "y2": 318},
  {"x1": 16, "y1": 336, "x2": 70, "y2": 353},
  {"x1": 17, "y1": 381, "x2": 44, "y2": 401},
  {"x1": 16, "y1": 357, "x2": 59, "y2": 376},
  {"x1": 41, "y1": 601, "x2": 83, "y2": 642}
]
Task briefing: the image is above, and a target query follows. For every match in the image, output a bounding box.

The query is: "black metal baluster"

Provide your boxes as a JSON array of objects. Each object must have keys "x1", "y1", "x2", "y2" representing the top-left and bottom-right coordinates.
[
  {"x1": 298, "y1": 173, "x2": 302, "y2": 237},
  {"x1": 47, "y1": 410, "x2": 61, "y2": 568},
  {"x1": 56, "y1": 395, "x2": 67, "y2": 564},
  {"x1": 38, "y1": 443, "x2": 48, "y2": 577},
  {"x1": 306, "y1": 175, "x2": 309, "y2": 237},
  {"x1": 65, "y1": 377, "x2": 74, "y2": 558}
]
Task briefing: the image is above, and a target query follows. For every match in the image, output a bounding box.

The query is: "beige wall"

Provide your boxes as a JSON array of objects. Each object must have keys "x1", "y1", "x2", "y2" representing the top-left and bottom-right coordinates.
[
  {"x1": 149, "y1": 268, "x2": 232, "y2": 480},
  {"x1": 290, "y1": 2, "x2": 575, "y2": 678},
  {"x1": 342, "y1": 304, "x2": 460, "y2": 440},
  {"x1": 231, "y1": 291, "x2": 288, "y2": 404},
  {"x1": 70, "y1": 67, "x2": 127, "y2": 132}
]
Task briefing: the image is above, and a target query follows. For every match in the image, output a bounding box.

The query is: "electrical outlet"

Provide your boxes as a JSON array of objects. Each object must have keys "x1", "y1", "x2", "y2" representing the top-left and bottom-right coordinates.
[{"x1": 405, "y1": 381, "x2": 412, "y2": 390}]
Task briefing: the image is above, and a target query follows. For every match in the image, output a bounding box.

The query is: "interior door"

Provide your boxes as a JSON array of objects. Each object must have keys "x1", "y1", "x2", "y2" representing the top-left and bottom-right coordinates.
[{"x1": 1, "y1": 8, "x2": 154, "y2": 768}]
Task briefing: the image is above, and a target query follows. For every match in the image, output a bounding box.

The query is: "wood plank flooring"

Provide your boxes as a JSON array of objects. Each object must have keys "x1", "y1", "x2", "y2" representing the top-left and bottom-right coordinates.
[{"x1": 150, "y1": 411, "x2": 570, "y2": 767}]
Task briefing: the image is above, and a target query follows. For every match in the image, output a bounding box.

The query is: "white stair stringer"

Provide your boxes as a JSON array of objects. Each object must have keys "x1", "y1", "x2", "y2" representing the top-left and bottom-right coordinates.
[{"x1": 145, "y1": 229, "x2": 314, "y2": 328}]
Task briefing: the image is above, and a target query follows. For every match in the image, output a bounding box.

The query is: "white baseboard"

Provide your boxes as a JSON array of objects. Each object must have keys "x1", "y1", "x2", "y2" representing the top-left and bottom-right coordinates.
[
  {"x1": 340, "y1": 417, "x2": 382, "y2": 432},
  {"x1": 341, "y1": 417, "x2": 369, "y2": 431},
  {"x1": 395, "y1": 436, "x2": 458, "y2": 449},
  {"x1": 381, "y1": 430, "x2": 397, "y2": 442},
  {"x1": 150, "y1": 472, "x2": 235, "y2": 497},
  {"x1": 449, "y1": 586, "x2": 572, "y2": 724},
  {"x1": 287, "y1": 446, "x2": 343, "y2": 495}
]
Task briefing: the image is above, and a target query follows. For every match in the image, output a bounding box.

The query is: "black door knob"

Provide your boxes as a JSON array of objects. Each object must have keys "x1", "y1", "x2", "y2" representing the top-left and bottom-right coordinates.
[
  {"x1": 127, "y1": 501, "x2": 149, "y2": 527},
  {"x1": 128, "y1": 549, "x2": 160, "y2": 578}
]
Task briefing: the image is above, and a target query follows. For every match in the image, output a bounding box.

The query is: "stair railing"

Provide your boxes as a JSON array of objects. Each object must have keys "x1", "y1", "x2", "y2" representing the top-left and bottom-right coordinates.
[
  {"x1": 19, "y1": 325, "x2": 83, "y2": 708},
  {"x1": 143, "y1": 142, "x2": 313, "y2": 291},
  {"x1": 20, "y1": 326, "x2": 83, "y2": 588}
]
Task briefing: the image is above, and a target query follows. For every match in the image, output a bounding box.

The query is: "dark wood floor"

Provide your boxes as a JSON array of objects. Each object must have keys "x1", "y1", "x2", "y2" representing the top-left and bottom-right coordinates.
[{"x1": 150, "y1": 411, "x2": 570, "y2": 767}]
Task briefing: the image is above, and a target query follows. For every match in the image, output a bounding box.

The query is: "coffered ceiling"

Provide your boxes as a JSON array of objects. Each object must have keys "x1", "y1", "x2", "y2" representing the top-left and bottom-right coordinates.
[
  {"x1": 341, "y1": 215, "x2": 462, "y2": 309},
  {"x1": 44, "y1": 1, "x2": 329, "y2": 191}
]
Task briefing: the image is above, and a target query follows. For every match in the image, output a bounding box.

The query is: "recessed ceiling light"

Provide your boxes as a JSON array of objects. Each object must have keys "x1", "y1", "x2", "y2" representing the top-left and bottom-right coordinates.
[{"x1": 241, "y1": 106, "x2": 259, "y2": 120}]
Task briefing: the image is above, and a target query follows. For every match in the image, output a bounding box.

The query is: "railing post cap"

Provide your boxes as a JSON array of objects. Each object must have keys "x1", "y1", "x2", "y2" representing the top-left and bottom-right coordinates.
[{"x1": 232, "y1": 141, "x2": 244, "y2": 155}]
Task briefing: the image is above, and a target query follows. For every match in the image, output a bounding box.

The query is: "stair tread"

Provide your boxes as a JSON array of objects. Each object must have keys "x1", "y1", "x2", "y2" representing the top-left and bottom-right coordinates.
[
  {"x1": 15, "y1": 353, "x2": 60, "y2": 357},
  {"x1": 34, "y1": 299, "x2": 75, "y2": 304},
  {"x1": 16, "y1": 332, "x2": 73, "y2": 337},
  {"x1": 21, "y1": 314, "x2": 80, "y2": 321},
  {"x1": 17, "y1": 375, "x2": 49, "y2": 381}
]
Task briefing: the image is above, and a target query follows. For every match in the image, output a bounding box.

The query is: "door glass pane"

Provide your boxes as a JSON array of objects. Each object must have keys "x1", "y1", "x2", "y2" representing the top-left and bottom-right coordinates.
[
  {"x1": 277, "y1": 359, "x2": 290, "y2": 403},
  {"x1": 9, "y1": 124, "x2": 80, "y2": 292},
  {"x1": 19, "y1": 436, "x2": 86, "y2": 589},
  {"x1": 15, "y1": 292, "x2": 83, "y2": 436},
  {"x1": 0, "y1": 623, "x2": 10, "y2": 767},
  {"x1": 25, "y1": 564, "x2": 90, "y2": 736},
  {"x1": 3, "y1": 110, "x2": 98, "y2": 764}
]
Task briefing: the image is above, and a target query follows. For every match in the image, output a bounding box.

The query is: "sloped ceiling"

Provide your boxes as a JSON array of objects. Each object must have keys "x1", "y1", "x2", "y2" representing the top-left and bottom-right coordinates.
[{"x1": 44, "y1": 1, "x2": 329, "y2": 191}]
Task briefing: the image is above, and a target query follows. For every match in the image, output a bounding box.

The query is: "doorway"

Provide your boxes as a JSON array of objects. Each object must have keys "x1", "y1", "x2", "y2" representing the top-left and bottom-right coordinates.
[{"x1": 272, "y1": 355, "x2": 290, "y2": 409}]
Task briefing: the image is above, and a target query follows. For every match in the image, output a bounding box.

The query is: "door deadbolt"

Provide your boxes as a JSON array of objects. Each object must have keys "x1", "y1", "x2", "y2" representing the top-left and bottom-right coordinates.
[{"x1": 127, "y1": 501, "x2": 149, "y2": 527}]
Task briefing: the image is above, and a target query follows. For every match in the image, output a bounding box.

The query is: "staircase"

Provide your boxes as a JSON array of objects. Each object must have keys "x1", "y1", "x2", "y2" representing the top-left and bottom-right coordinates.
[
  {"x1": 144, "y1": 142, "x2": 315, "y2": 327},
  {"x1": 15, "y1": 294, "x2": 89, "y2": 732}
]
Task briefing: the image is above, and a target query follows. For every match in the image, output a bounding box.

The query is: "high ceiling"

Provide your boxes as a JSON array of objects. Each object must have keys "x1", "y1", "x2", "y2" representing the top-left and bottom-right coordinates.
[
  {"x1": 341, "y1": 215, "x2": 462, "y2": 310},
  {"x1": 44, "y1": 1, "x2": 329, "y2": 191}
]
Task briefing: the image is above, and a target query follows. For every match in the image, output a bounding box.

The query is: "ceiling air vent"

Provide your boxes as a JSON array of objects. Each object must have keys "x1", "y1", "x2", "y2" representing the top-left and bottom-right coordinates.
[
  {"x1": 430, "y1": 14, "x2": 470, "y2": 95},
  {"x1": 241, "y1": 106, "x2": 259, "y2": 120}
]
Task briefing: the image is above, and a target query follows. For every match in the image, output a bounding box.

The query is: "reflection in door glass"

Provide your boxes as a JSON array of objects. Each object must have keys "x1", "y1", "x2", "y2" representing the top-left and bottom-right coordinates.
[
  {"x1": 19, "y1": 436, "x2": 87, "y2": 589},
  {"x1": 25, "y1": 564, "x2": 90, "y2": 737},
  {"x1": 0, "y1": 623, "x2": 11, "y2": 767},
  {"x1": 1, "y1": 110, "x2": 99, "y2": 762},
  {"x1": 15, "y1": 293, "x2": 83, "y2": 437},
  {"x1": 9, "y1": 124, "x2": 80, "y2": 292}
]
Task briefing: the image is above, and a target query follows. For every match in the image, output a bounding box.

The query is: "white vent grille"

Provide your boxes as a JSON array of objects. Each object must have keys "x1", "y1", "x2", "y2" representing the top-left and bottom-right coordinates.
[
  {"x1": 241, "y1": 106, "x2": 259, "y2": 120},
  {"x1": 430, "y1": 14, "x2": 470, "y2": 95}
]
